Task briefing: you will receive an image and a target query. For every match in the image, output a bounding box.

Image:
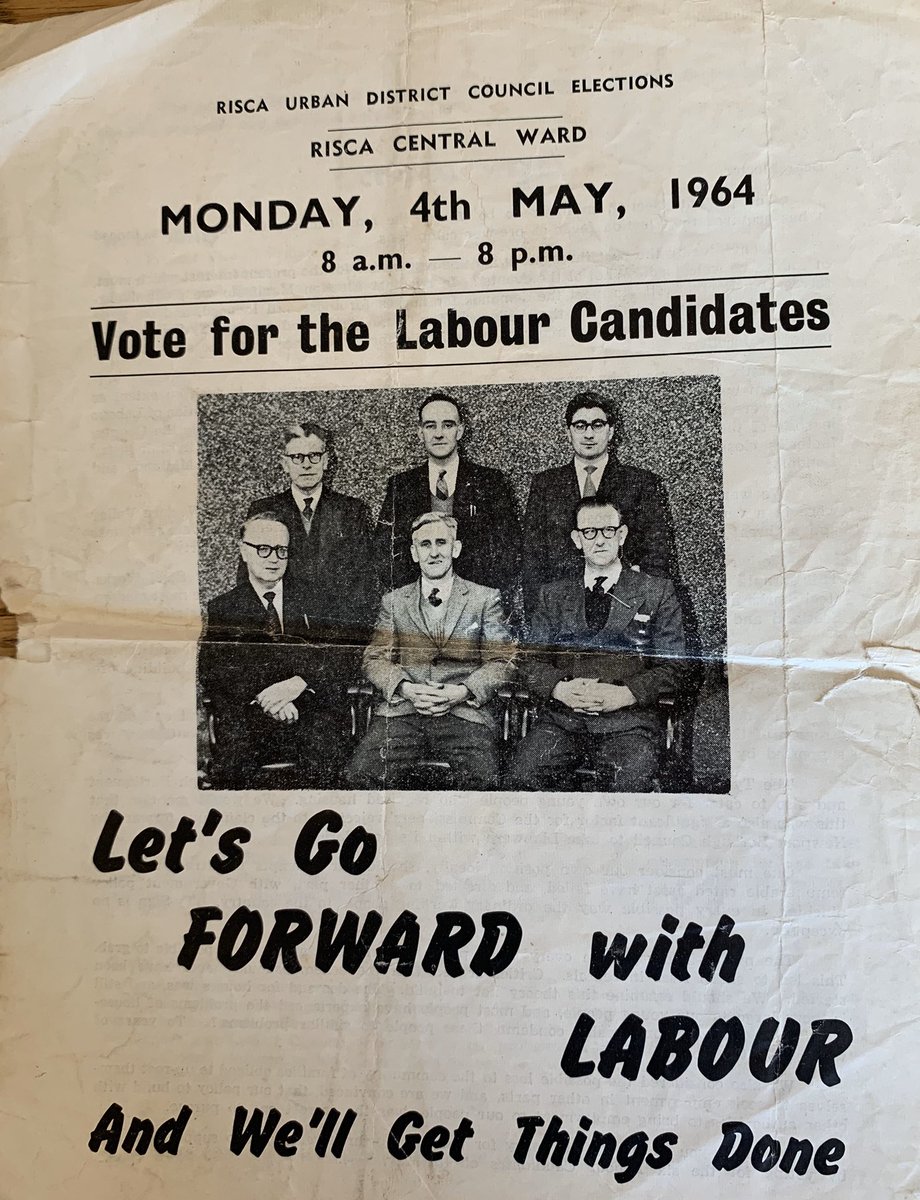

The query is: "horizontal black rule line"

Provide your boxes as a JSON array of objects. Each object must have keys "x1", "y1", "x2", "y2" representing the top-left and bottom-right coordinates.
[
  {"x1": 329, "y1": 115, "x2": 565, "y2": 131},
  {"x1": 329, "y1": 154, "x2": 566, "y2": 170},
  {"x1": 89, "y1": 272, "x2": 831, "y2": 310},
  {"x1": 89, "y1": 343, "x2": 832, "y2": 379}
]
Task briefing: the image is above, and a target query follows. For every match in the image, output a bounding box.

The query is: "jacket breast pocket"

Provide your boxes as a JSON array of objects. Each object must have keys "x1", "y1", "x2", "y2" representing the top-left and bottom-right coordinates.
[{"x1": 625, "y1": 614, "x2": 652, "y2": 650}]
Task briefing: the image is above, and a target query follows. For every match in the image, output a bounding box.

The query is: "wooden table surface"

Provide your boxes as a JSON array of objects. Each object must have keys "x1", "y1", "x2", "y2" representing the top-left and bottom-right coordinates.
[{"x1": 2, "y1": 0, "x2": 130, "y2": 21}]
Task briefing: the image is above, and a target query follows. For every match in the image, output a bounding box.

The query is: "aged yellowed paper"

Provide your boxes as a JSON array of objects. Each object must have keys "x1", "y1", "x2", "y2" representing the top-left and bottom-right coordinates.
[{"x1": 1, "y1": 1, "x2": 917, "y2": 1196}]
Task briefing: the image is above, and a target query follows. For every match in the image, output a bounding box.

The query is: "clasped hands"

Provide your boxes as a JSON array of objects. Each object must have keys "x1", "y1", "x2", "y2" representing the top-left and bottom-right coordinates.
[
  {"x1": 399, "y1": 680, "x2": 470, "y2": 717},
  {"x1": 552, "y1": 677, "x2": 636, "y2": 714},
  {"x1": 252, "y1": 675, "x2": 307, "y2": 724}
]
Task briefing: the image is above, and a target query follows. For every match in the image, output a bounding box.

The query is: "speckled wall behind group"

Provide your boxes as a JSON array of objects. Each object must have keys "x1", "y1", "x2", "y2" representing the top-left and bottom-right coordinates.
[{"x1": 198, "y1": 375, "x2": 729, "y2": 791}]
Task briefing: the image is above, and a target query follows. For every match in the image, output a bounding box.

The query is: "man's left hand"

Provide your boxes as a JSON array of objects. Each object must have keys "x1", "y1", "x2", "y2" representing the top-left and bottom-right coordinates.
[
  {"x1": 421, "y1": 682, "x2": 471, "y2": 716},
  {"x1": 255, "y1": 676, "x2": 307, "y2": 715},
  {"x1": 581, "y1": 683, "x2": 637, "y2": 713},
  {"x1": 268, "y1": 701, "x2": 299, "y2": 724}
]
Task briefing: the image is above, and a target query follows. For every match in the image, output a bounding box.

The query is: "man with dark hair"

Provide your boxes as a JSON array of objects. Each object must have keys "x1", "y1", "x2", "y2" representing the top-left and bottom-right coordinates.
[
  {"x1": 199, "y1": 514, "x2": 345, "y2": 787},
  {"x1": 246, "y1": 420, "x2": 374, "y2": 636},
  {"x1": 376, "y1": 393, "x2": 521, "y2": 601},
  {"x1": 522, "y1": 390, "x2": 676, "y2": 615},
  {"x1": 509, "y1": 498, "x2": 687, "y2": 792},
  {"x1": 347, "y1": 511, "x2": 515, "y2": 790},
  {"x1": 562, "y1": 392, "x2": 623, "y2": 440}
]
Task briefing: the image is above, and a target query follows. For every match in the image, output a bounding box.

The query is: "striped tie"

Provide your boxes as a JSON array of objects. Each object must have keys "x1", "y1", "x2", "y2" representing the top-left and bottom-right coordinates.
[
  {"x1": 263, "y1": 591, "x2": 283, "y2": 637},
  {"x1": 300, "y1": 496, "x2": 314, "y2": 533}
]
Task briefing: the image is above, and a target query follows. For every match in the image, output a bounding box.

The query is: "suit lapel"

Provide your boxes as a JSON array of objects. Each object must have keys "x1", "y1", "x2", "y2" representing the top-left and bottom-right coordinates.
[
  {"x1": 565, "y1": 462, "x2": 581, "y2": 503},
  {"x1": 559, "y1": 579, "x2": 586, "y2": 636},
  {"x1": 602, "y1": 567, "x2": 643, "y2": 636},
  {"x1": 411, "y1": 464, "x2": 431, "y2": 514},
  {"x1": 280, "y1": 488, "x2": 301, "y2": 525},
  {"x1": 401, "y1": 581, "x2": 434, "y2": 642},
  {"x1": 240, "y1": 582, "x2": 267, "y2": 627},
  {"x1": 308, "y1": 489, "x2": 326, "y2": 541},
  {"x1": 439, "y1": 576, "x2": 469, "y2": 646},
  {"x1": 310, "y1": 487, "x2": 339, "y2": 545},
  {"x1": 597, "y1": 456, "x2": 621, "y2": 501},
  {"x1": 454, "y1": 459, "x2": 475, "y2": 518},
  {"x1": 230, "y1": 581, "x2": 271, "y2": 639},
  {"x1": 281, "y1": 586, "x2": 309, "y2": 636},
  {"x1": 278, "y1": 488, "x2": 310, "y2": 557}
]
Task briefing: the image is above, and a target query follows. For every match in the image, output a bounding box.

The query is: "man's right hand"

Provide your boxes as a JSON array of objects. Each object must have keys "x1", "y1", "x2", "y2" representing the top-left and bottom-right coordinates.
[
  {"x1": 268, "y1": 701, "x2": 299, "y2": 724},
  {"x1": 552, "y1": 678, "x2": 604, "y2": 712},
  {"x1": 398, "y1": 680, "x2": 452, "y2": 714}
]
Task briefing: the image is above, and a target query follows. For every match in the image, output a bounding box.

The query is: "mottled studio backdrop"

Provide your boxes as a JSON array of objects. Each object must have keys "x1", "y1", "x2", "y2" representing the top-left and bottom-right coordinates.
[{"x1": 198, "y1": 376, "x2": 729, "y2": 790}]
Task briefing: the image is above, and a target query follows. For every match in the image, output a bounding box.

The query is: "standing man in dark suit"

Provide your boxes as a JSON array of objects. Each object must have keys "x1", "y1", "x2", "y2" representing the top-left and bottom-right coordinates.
[
  {"x1": 199, "y1": 514, "x2": 345, "y2": 787},
  {"x1": 246, "y1": 420, "x2": 374, "y2": 637},
  {"x1": 522, "y1": 391, "x2": 676, "y2": 616},
  {"x1": 510, "y1": 498, "x2": 688, "y2": 792},
  {"x1": 346, "y1": 512, "x2": 516, "y2": 790},
  {"x1": 376, "y1": 393, "x2": 521, "y2": 602}
]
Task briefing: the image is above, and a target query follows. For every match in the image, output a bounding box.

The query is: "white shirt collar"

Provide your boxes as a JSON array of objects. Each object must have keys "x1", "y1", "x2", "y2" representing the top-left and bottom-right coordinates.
[
  {"x1": 249, "y1": 575, "x2": 283, "y2": 600},
  {"x1": 583, "y1": 560, "x2": 622, "y2": 592},
  {"x1": 428, "y1": 455, "x2": 460, "y2": 495},
  {"x1": 421, "y1": 572, "x2": 454, "y2": 604},
  {"x1": 292, "y1": 482, "x2": 323, "y2": 511},
  {"x1": 574, "y1": 453, "x2": 609, "y2": 494}
]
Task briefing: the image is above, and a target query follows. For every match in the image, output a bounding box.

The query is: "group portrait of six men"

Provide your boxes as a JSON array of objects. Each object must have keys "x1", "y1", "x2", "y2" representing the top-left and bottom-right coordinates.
[{"x1": 198, "y1": 389, "x2": 689, "y2": 791}]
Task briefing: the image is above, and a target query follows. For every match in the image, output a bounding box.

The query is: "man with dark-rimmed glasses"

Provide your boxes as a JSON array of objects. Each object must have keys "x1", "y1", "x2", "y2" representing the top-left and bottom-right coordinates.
[
  {"x1": 509, "y1": 498, "x2": 687, "y2": 792},
  {"x1": 199, "y1": 514, "x2": 345, "y2": 787}
]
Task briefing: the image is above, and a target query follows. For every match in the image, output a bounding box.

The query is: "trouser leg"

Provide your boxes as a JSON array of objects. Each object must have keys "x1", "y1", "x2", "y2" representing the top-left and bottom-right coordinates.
[
  {"x1": 210, "y1": 707, "x2": 284, "y2": 787},
  {"x1": 507, "y1": 715, "x2": 582, "y2": 791},
  {"x1": 424, "y1": 716, "x2": 499, "y2": 789},
  {"x1": 593, "y1": 726, "x2": 662, "y2": 792},
  {"x1": 213, "y1": 702, "x2": 346, "y2": 788},
  {"x1": 293, "y1": 703, "x2": 348, "y2": 786},
  {"x1": 344, "y1": 715, "x2": 426, "y2": 788}
]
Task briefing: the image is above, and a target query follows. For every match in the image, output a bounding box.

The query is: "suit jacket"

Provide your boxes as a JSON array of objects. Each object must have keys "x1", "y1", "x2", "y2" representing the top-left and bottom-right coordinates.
[
  {"x1": 522, "y1": 459, "x2": 676, "y2": 614},
  {"x1": 246, "y1": 487, "x2": 374, "y2": 635},
  {"x1": 363, "y1": 575, "x2": 516, "y2": 727},
  {"x1": 199, "y1": 580, "x2": 342, "y2": 714},
  {"x1": 376, "y1": 459, "x2": 521, "y2": 596},
  {"x1": 524, "y1": 568, "x2": 688, "y2": 733}
]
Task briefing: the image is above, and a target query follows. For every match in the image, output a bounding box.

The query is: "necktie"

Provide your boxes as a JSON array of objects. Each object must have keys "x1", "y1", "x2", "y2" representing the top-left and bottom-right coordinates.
[
  {"x1": 582, "y1": 465, "x2": 597, "y2": 497},
  {"x1": 585, "y1": 576, "x2": 610, "y2": 632},
  {"x1": 300, "y1": 496, "x2": 314, "y2": 533},
  {"x1": 428, "y1": 587, "x2": 443, "y2": 607},
  {"x1": 263, "y1": 591, "x2": 283, "y2": 637},
  {"x1": 435, "y1": 469, "x2": 449, "y2": 501}
]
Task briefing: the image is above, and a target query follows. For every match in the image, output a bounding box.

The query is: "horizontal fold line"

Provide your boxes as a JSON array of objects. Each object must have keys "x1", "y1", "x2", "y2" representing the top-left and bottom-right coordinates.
[
  {"x1": 91, "y1": 271, "x2": 830, "y2": 310},
  {"x1": 90, "y1": 344, "x2": 832, "y2": 378}
]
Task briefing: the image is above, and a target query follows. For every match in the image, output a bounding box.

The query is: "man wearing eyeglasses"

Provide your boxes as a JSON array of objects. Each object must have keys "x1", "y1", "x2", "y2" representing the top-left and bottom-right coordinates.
[
  {"x1": 509, "y1": 498, "x2": 687, "y2": 792},
  {"x1": 199, "y1": 514, "x2": 344, "y2": 787},
  {"x1": 246, "y1": 421, "x2": 374, "y2": 637},
  {"x1": 376, "y1": 393, "x2": 520, "y2": 603},
  {"x1": 522, "y1": 391, "x2": 676, "y2": 616}
]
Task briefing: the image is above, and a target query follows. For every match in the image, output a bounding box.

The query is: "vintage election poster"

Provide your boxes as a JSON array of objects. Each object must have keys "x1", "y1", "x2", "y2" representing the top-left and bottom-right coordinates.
[{"x1": 0, "y1": 0, "x2": 917, "y2": 1195}]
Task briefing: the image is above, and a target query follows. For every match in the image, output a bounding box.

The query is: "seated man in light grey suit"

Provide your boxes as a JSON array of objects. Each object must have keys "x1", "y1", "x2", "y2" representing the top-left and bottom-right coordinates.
[{"x1": 345, "y1": 512, "x2": 516, "y2": 790}]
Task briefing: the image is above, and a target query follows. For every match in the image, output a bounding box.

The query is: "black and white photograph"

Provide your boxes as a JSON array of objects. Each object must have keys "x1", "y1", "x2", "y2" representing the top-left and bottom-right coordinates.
[{"x1": 196, "y1": 377, "x2": 729, "y2": 793}]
